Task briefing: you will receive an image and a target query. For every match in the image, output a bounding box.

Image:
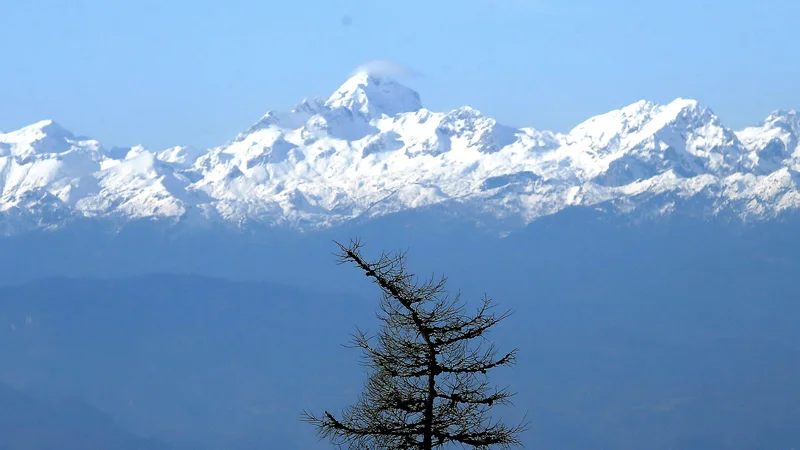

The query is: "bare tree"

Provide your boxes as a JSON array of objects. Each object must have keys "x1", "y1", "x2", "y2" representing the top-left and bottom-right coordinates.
[{"x1": 303, "y1": 239, "x2": 526, "y2": 450}]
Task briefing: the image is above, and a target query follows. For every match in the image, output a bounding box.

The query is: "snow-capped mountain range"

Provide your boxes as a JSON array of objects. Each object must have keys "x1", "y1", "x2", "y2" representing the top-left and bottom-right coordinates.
[{"x1": 2, "y1": 72, "x2": 799, "y2": 235}]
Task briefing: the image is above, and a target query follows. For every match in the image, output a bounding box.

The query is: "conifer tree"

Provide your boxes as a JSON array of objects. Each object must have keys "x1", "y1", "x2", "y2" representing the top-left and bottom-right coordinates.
[{"x1": 303, "y1": 239, "x2": 526, "y2": 449}]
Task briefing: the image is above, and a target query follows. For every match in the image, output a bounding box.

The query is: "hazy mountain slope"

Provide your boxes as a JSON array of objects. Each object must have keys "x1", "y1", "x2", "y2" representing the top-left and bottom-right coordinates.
[
  {"x1": 0, "y1": 382, "x2": 172, "y2": 450},
  {"x1": 1, "y1": 74, "x2": 799, "y2": 234},
  {"x1": 0, "y1": 275, "x2": 375, "y2": 450},
  {"x1": 1, "y1": 236, "x2": 799, "y2": 450}
]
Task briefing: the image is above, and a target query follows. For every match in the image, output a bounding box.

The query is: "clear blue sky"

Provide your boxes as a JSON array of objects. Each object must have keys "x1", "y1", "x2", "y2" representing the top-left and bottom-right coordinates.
[{"x1": 1, "y1": 0, "x2": 798, "y2": 149}]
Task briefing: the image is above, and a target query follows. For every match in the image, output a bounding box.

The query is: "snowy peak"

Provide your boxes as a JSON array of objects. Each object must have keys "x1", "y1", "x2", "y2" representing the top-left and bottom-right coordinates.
[
  {"x1": 566, "y1": 100, "x2": 658, "y2": 149},
  {"x1": 156, "y1": 145, "x2": 205, "y2": 168},
  {"x1": 566, "y1": 98, "x2": 709, "y2": 150},
  {"x1": 764, "y1": 109, "x2": 799, "y2": 129},
  {"x1": 761, "y1": 110, "x2": 800, "y2": 152},
  {"x1": 325, "y1": 72, "x2": 423, "y2": 119},
  {"x1": 18, "y1": 119, "x2": 73, "y2": 137},
  {"x1": 737, "y1": 110, "x2": 800, "y2": 171},
  {"x1": 561, "y1": 98, "x2": 747, "y2": 186},
  {"x1": 0, "y1": 119, "x2": 102, "y2": 159},
  {"x1": 2, "y1": 76, "x2": 800, "y2": 235}
]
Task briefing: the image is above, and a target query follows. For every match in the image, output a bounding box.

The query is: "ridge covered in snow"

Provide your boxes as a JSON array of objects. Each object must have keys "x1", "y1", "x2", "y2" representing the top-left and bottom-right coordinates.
[{"x1": 1, "y1": 71, "x2": 799, "y2": 235}]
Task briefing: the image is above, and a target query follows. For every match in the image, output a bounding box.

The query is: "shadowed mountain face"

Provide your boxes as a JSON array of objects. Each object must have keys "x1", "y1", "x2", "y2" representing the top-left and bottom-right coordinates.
[
  {"x1": 0, "y1": 382, "x2": 171, "y2": 450},
  {"x1": 0, "y1": 211, "x2": 799, "y2": 450}
]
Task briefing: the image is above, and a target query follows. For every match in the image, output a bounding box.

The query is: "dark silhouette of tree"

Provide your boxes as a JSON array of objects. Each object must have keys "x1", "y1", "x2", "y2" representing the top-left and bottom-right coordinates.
[{"x1": 303, "y1": 239, "x2": 526, "y2": 449}]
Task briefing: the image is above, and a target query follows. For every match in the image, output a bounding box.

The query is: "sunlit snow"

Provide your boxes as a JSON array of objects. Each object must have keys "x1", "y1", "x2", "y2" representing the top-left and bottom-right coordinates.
[{"x1": 0, "y1": 73, "x2": 798, "y2": 234}]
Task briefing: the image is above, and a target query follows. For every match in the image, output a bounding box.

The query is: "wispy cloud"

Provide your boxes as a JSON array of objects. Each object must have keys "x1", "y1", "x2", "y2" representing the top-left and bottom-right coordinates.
[{"x1": 352, "y1": 60, "x2": 423, "y2": 79}]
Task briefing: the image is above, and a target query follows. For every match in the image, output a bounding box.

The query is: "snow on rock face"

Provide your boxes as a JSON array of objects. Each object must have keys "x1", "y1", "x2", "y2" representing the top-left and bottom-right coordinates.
[
  {"x1": 560, "y1": 99, "x2": 746, "y2": 187},
  {"x1": 156, "y1": 146, "x2": 205, "y2": 168},
  {"x1": 1, "y1": 75, "x2": 800, "y2": 235},
  {"x1": 0, "y1": 121, "x2": 105, "y2": 218},
  {"x1": 0, "y1": 120, "x2": 102, "y2": 159},
  {"x1": 736, "y1": 110, "x2": 800, "y2": 173},
  {"x1": 325, "y1": 72, "x2": 423, "y2": 119}
]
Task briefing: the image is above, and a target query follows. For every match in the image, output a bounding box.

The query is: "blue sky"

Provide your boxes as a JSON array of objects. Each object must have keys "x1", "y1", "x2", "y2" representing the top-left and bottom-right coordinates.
[{"x1": 1, "y1": 0, "x2": 798, "y2": 149}]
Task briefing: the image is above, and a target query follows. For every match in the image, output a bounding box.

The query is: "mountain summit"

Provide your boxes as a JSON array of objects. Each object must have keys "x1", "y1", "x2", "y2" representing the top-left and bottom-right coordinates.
[
  {"x1": 0, "y1": 75, "x2": 799, "y2": 235},
  {"x1": 325, "y1": 72, "x2": 423, "y2": 119}
]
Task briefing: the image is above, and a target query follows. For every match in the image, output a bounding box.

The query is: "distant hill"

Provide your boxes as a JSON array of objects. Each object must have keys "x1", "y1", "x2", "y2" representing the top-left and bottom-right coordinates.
[
  {"x1": 0, "y1": 382, "x2": 172, "y2": 450},
  {"x1": 0, "y1": 271, "x2": 798, "y2": 449},
  {"x1": 0, "y1": 275, "x2": 374, "y2": 450}
]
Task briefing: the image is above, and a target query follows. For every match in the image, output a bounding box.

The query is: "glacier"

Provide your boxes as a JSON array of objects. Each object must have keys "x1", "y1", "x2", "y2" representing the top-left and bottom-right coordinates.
[{"x1": 1, "y1": 72, "x2": 799, "y2": 235}]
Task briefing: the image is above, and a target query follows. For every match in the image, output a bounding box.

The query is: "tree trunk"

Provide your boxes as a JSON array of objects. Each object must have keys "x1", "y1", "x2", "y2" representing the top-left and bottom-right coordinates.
[{"x1": 423, "y1": 352, "x2": 436, "y2": 450}]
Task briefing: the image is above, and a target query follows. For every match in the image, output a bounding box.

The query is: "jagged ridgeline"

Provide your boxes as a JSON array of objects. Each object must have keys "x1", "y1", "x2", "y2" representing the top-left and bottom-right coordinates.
[{"x1": 0, "y1": 73, "x2": 798, "y2": 235}]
